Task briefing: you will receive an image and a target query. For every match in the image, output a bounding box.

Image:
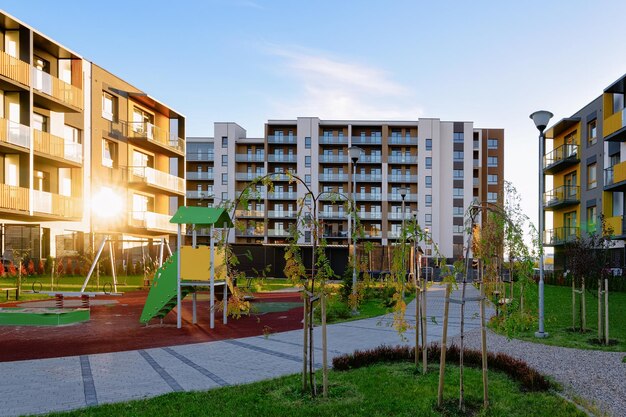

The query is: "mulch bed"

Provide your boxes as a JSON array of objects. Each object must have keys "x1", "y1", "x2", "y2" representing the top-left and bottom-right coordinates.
[{"x1": 0, "y1": 291, "x2": 303, "y2": 362}]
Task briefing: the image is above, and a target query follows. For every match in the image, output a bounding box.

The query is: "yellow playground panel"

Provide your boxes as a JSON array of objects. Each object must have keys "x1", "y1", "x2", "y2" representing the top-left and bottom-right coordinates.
[{"x1": 180, "y1": 246, "x2": 227, "y2": 281}]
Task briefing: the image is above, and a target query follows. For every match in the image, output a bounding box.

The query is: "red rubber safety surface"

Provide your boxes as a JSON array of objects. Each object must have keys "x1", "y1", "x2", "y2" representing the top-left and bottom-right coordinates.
[{"x1": 0, "y1": 291, "x2": 304, "y2": 363}]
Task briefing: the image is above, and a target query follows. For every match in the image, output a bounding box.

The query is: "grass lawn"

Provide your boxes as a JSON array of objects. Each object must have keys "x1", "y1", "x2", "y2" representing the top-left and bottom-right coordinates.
[
  {"x1": 495, "y1": 283, "x2": 626, "y2": 352},
  {"x1": 43, "y1": 363, "x2": 583, "y2": 417}
]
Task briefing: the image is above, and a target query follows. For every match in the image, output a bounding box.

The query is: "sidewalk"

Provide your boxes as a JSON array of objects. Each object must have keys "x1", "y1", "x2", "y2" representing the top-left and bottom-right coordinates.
[{"x1": 0, "y1": 285, "x2": 483, "y2": 416}]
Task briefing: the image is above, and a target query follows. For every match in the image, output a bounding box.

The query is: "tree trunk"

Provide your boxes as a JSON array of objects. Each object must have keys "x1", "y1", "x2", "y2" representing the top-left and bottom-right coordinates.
[
  {"x1": 572, "y1": 279, "x2": 575, "y2": 330},
  {"x1": 598, "y1": 278, "x2": 602, "y2": 341},
  {"x1": 581, "y1": 280, "x2": 586, "y2": 332},
  {"x1": 605, "y1": 278, "x2": 609, "y2": 345}
]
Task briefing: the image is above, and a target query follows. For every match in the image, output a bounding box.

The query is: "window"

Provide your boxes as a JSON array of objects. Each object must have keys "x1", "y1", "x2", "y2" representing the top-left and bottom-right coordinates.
[
  {"x1": 305, "y1": 156, "x2": 311, "y2": 167},
  {"x1": 221, "y1": 136, "x2": 228, "y2": 148},
  {"x1": 305, "y1": 174, "x2": 311, "y2": 185},
  {"x1": 453, "y1": 132, "x2": 464, "y2": 142},
  {"x1": 426, "y1": 176, "x2": 432, "y2": 188},
  {"x1": 425, "y1": 214, "x2": 432, "y2": 225},
  {"x1": 487, "y1": 156, "x2": 498, "y2": 167},
  {"x1": 64, "y1": 125, "x2": 80, "y2": 144},
  {"x1": 425, "y1": 194, "x2": 432, "y2": 207},
  {"x1": 587, "y1": 206, "x2": 597, "y2": 233},
  {"x1": 587, "y1": 163, "x2": 597, "y2": 189},
  {"x1": 453, "y1": 188, "x2": 463, "y2": 197},
  {"x1": 425, "y1": 139, "x2": 432, "y2": 151},
  {"x1": 425, "y1": 157, "x2": 432, "y2": 169},
  {"x1": 102, "y1": 140, "x2": 115, "y2": 168},
  {"x1": 453, "y1": 225, "x2": 464, "y2": 234},
  {"x1": 454, "y1": 169, "x2": 464, "y2": 178},
  {"x1": 453, "y1": 151, "x2": 464, "y2": 161},
  {"x1": 487, "y1": 192, "x2": 498, "y2": 202},
  {"x1": 33, "y1": 113, "x2": 48, "y2": 132},
  {"x1": 221, "y1": 155, "x2": 228, "y2": 166},
  {"x1": 488, "y1": 174, "x2": 498, "y2": 184},
  {"x1": 487, "y1": 138, "x2": 498, "y2": 149},
  {"x1": 222, "y1": 192, "x2": 228, "y2": 201},
  {"x1": 102, "y1": 92, "x2": 116, "y2": 121},
  {"x1": 588, "y1": 120, "x2": 597, "y2": 146},
  {"x1": 222, "y1": 173, "x2": 228, "y2": 185},
  {"x1": 305, "y1": 137, "x2": 311, "y2": 149},
  {"x1": 453, "y1": 206, "x2": 464, "y2": 216}
]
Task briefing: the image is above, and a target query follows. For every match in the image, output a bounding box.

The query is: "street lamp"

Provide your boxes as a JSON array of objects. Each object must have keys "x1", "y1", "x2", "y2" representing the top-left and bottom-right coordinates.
[
  {"x1": 348, "y1": 145, "x2": 363, "y2": 312},
  {"x1": 530, "y1": 110, "x2": 553, "y2": 339}
]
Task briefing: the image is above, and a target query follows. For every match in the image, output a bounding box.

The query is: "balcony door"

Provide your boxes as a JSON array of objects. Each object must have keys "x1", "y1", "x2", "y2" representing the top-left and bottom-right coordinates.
[
  {"x1": 132, "y1": 108, "x2": 154, "y2": 138},
  {"x1": 564, "y1": 211, "x2": 577, "y2": 239},
  {"x1": 564, "y1": 171, "x2": 577, "y2": 198}
]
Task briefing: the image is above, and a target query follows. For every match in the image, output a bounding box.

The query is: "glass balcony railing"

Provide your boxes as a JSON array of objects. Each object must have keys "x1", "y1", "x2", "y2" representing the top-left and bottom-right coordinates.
[
  {"x1": 388, "y1": 193, "x2": 417, "y2": 202},
  {"x1": 359, "y1": 212, "x2": 382, "y2": 220},
  {"x1": 351, "y1": 135, "x2": 382, "y2": 145},
  {"x1": 319, "y1": 173, "x2": 348, "y2": 182},
  {"x1": 388, "y1": 155, "x2": 417, "y2": 164},
  {"x1": 605, "y1": 160, "x2": 626, "y2": 187},
  {"x1": 235, "y1": 210, "x2": 264, "y2": 218},
  {"x1": 268, "y1": 154, "x2": 297, "y2": 163},
  {"x1": 319, "y1": 135, "x2": 348, "y2": 144},
  {"x1": 267, "y1": 135, "x2": 296, "y2": 144},
  {"x1": 129, "y1": 211, "x2": 177, "y2": 233},
  {"x1": 32, "y1": 190, "x2": 82, "y2": 219},
  {"x1": 235, "y1": 153, "x2": 264, "y2": 162},
  {"x1": 267, "y1": 191, "x2": 298, "y2": 200},
  {"x1": 235, "y1": 172, "x2": 264, "y2": 181},
  {"x1": 268, "y1": 228, "x2": 291, "y2": 237},
  {"x1": 360, "y1": 155, "x2": 382, "y2": 163},
  {"x1": 544, "y1": 227, "x2": 579, "y2": 245},
  {"x1": 319, "y1": 192, "x2": 347, "y2": 201},
  {"x1": 543, "y1": 143, "x2": 578, "y2": 171},
  {"x1": 33, "y1": 130, "x2": 83, "y2": 163},
  {"x1": 268, "y1": 210, "x2": 298, "y2": 218},
  {"x1": 186, "y1": 190, "x2": 213, "y2": 199},
  {"x1": 125, "y1": 121, "x2": 184, "y2": 153},
  {"x1": 388, "y1": 136, "x2": 417, "y2": 145},
  {"x1": 543, "y1": 185, "x2": 579, "y2": 208},
  {"x1": 129, "y1": 166, "x2": 185, "y2": 194},
  {"x1": 187, "y1": 172, "x2": 214, "y2": 180},
  {"x1": 187, "y1": 153, "x2": 214, "y2": 162},
  {"x1": 319, "y1": 211, "x2": 348, "y2": 219},
  {"x1": 319, "y1": 154, "x2": 348, "y2": 163},
  {"x1": 355, "y1": 173, "x2": 382, "y2": 182},
  {"x1": 235, "y1": 228, "x2": 265, "y2": 237},
  {"x1": 32, "y1": 68, "x2": 83, "y2": 109},
  {"x1": 356, "y1": 193, "x2": 383, "y2": 201},
  {"x1": 388, "y1": 174, "x2": 418, "y2": 182},
  {"x1": 0, "y1": 118, "x2": 29, "y2": 149},
  {"x1": 388, "y1": 212, "x2": 413, "y2": 220}
]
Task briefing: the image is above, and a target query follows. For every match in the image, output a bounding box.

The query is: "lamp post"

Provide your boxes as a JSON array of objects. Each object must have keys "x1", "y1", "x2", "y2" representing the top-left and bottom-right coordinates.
[
  {"x1": 530, "y1": 110, "x2": 553, "y2": 338},
  {"x1": 348, "y1": 146, "x2": 363, "y2": 312}
]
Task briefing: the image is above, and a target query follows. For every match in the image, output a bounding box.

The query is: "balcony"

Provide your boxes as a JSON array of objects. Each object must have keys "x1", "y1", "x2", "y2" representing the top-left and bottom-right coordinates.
[
  {"x1": 186, "y1": 190, "x2": 213, "y2": 199},
  {"x1": 128, "y1": 166, "x2": 185, "y2": 195},
  {"x1": 323, "y1": 231, "x2": 348, "y2": 239},
  {"x1": 319, "y1": 135, "x2": 348, "y2": 145},
  {"x1": 604, "y1": 160, "x2": 626, "y2": 191},
  {"x1": 543, "y1": 185, "x2": 580, "y2": 210},
  {"x1": 0, "y1": 118, "x2": 29, "y2": 149},
  {"x1": 319, "y1": 211, "x2": 348, "y2": 219},
  {"x1": 356, "y1": 193, "x2": 383, "y2": 201},
  {"x1": 268, "y1": 154, "x2": 297, "y2": 163},
  {"x1": 388, "y1": 155, "x2": 417, "y2": 164},
  {"x1": 319, "y1": 154, "x2": 348, "y2": 163},
  {"x1": 359, "y1": 154, "x2": 382, "y2": 163},
  {"x1": 544, "y1": 227, "x2": 579, "y2": 246},
  {"x1": 267, "y1": 191, "x2": 297, "y2": 200},
  {"x1": 388, "y1": 212, "x2": 413, "y2": 220},
  {"x1": 605, "y1": 216, "x2": 625, "y2": 238},
  {"x1": 388, "y1": 174, "x2": 418, "y2": 183},
  {"x1": 268, "y1": 172, "x2": 294, "y2": 182},
  {"x1": 187, "y1": 172, "x2": 214, "y2": 180},
  {"x1": 359, "y1": 211, "x2": 382, "y2": 220},
  {"x1": 388, "y1": 230, "x2": 402, "y2": 239},
  {"x1": 33, "y1": 130, "x2": 83, "y2": 164},
  {"x1": 268, "y1": 210, "x2": 298, "y2": 218},
  {"x1": 236, "y1": 228, "x2": 265, "y2": 237},
  {"x1": 125, "y1": 121, "x2": 184, "y2": 155},
  {"x1": 388, "y1": 136, "x2": 418, "y2": 145},
  {"x1": 604, "y1": 108, "x2": 626, "y2": 141},
  {"x1": 543, "y1": 144, "x2": 579, "y2": 174},
  {"x1": 0, "y1": 184, "x2": 29, "y2": 213},
  {"x1": 235, "y1": 209, "x2": 264, "y2": 218},
  {"x1": 235, "y1": 172, "x2": 265, "y2": 181},
  {"x1": 32, "y1": 190, "x2": 82, "y2": 219},
  {"x1": 267, "y1": 135, "x2": 296, "y2": 144},
  {"x1": 351, "y1": 135, "x2": 382, "y2": 145},
  {"x1": 235, "y1": 153, "x2": 264, "y2": 163},
  {"x1": 0, "y1": 50, "x2": 29, "y2": 87},
  {"x1": 319, "y1": 173, "x2": 348, "y2": 182},
  {"x1": 355, "y1": 173, "x2": 382, "y2": 182},
  {"x1": 319, "y1": 192, "x2": 347, "y2": 201},
  {"x1": 129, "y1": 211, "x2": 177, "y2": 234},
  {"x1": 187, "y1": 153, "x2": 214, "y2": 162},
  {"x1": 388, "y1": 193, "x2": 418, "y2": 202},
  {"x1": 363, "y1": 229, "x2": 382, "y2": 238},
  {"x1": 32, "y1": 68, "x2": 82, "y2": 110},
  {"x1": 268, "y1": 228, "x2": 291, "y2": 237}
]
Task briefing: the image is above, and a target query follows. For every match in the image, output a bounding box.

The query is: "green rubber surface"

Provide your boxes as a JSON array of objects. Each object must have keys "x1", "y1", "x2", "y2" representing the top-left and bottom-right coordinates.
[{"x1": 0, "y1": 307, "x2": 90, "y2": 326}]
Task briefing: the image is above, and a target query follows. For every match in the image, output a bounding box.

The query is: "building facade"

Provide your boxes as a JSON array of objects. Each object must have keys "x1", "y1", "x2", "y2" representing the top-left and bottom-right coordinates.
[
  {"x1": 0, "y1": 11, "x2": 185, "y2": 261},
  {"x1": 187, "y1": 118, "x2": 504, "y2": 261},
  {"x1": 543, "y1": 73, "x2": 626, "y2": 270}
]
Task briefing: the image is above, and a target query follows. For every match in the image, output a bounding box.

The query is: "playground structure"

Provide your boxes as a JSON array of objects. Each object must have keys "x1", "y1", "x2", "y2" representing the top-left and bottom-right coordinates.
[{"x1": 140, "y1": 207, "x2": 233, "y2": 329}]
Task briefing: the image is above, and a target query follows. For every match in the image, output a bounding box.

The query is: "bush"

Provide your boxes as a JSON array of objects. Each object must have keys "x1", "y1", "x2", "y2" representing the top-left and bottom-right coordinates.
[
  {"x1": 315, "y1": 299, "x2": 351, "y2": 322},
  {"x1": 332, "y1": 344, "x2": 551, "y2": 392}
]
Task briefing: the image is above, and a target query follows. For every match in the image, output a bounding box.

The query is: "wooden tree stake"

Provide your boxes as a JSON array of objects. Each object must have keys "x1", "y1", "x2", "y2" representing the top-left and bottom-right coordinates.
[
  {"x1": 437, "y1": 284, "x2": 451, "y2": 407},
  {"x1": 322, "y1": 292, "x2": 328, "y2": 397}
]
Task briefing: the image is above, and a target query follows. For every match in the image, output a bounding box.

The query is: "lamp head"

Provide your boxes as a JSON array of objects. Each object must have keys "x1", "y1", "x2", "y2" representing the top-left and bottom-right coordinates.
[
  {"x1": 399, "y1": 186, "x2": 408, "y2": 198},
  {"x1": 529, "y1": 110, "x2": 554, "y2": 134},
  {"x1": 348, "y1": 146, "x2": 363, "y2": 163}
]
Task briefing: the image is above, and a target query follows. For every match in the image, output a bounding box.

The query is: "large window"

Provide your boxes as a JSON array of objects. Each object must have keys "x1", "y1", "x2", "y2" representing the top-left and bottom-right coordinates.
[
  {"x1": 487, "y1": 174, "x2": 498, "y2": 184},
  {"x1": 587, "y1": 206, "x2": 597, "y2": 234},
  {"x1": 453, "y1": 151, "x2": 464, "y2": 161},
  {"x1": 587, "y1": 163, "x2": 597, "y2": 189},
  {"x1": 102, "y1": 92, "x2": 117, "y2": 121},
  {"x1": 453, "y1": 169, "x2": 464, "y2": 178},
  {"x1": 453, "y1": 188, "x2": 463, "y2": 197},
  {"x1": 102, "y1": 140, "x2": 115, "y2": 168},
  {"x1": 453, "y1": 132, "x2": 464, "y2": 142},
  {"x1": 587, "y1": 120, "x2": 597, "y2": 146},
  {"x1": 487, "y1": 156, "x2": 498, "y2": 167},
  {"x1": 487, "y1": 138, "x2": 498, "y2": 149},
  {"x1": 487, "y1": 192, "x2": 498, "y2": 202}
]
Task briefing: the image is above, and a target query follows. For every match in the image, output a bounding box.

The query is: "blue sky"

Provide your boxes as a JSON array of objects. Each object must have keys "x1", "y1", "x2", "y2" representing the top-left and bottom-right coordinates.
[{"x1": 3, "y1": 0, "x2": 626, "y2": 228}]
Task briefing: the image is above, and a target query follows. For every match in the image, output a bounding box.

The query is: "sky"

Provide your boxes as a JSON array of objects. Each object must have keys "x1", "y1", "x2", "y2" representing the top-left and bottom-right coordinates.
[{"x1": 3, "y1": 0, "x2": 626, "y2": 230}]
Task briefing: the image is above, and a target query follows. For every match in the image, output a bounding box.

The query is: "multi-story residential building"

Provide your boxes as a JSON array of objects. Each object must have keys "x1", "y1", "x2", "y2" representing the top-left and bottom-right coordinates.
[
  {"x1": 0, "y1": 10, "x2": 185, "y2": 261},
  {"x1": 543, "y1": 73, "x2": 626, "y2": 270},
  {"x1": 187, "y1": 118, "x2": 504, "y2": 261}
]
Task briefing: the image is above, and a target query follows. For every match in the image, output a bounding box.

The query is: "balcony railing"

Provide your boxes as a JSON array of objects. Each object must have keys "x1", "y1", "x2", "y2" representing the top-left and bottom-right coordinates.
[
  {"x1": 389, "y1": 174, "x2": 418, "y2": 182},
  {"x1": 32, "y1": 68, "x2": 82, "y2": 109},
  {"x1": 268, "y1": 229, "x2": 291, "y2": 237},
  {"x1": 319, "y1": 154, "x2": 348, "y2": 163},
  {"x1": 319, "y1": 173, "x2": 348, "y2": 182},
  {"x1": 126, "y1": 121, "x2": 184, "y2": 153},
  {"x1": 235, "y1": 228, "x2": 265, "y2": 237},
  {"x1": 356, "y1": 193, "x2": 383, "y2": 201},
  {"x1": 360, "y1": 155, "x2": 382, "y2": 163},
  {"x1": 0, "y1": 118, "x2": 29, "y2": 149},
  {"x1": 388, "y1": 193, "x2": 417, "y2": 202},
  {"x1": 388, "y1": 155, "x2": 417, "y2": 164},
  {"x1": 0, "y1": 50, "x2": 30, "y2": 86},
  {"x1": 388, "y1": 136, "x2": 418, "y2": 145},
  {"x1": 388, "y1": 212, "x2": 413, "y2": 220},
  {"x1": 187, "y1": 153, "x2": 214, "y2": 162},
  {"x1": 33, "y1": 130, "x2": 82, "y2": 163},
  {"x1": 351, "y1": 135, "x2": 382, "y2": 145},
  {"x1": 186, "y1": 190, "x2": 213, "y2": 199},
  {"x1": 543, "y1": 185, "x2": 580, "y2": 208},
  {"x1": 267, "y1": 135, "x2": 296, "y2": 144},
  {"x1": 544, "y1": 227, "x2": 579, "y2": 245},
  {"x1": 319, "y1": 135, "x2": 348, "y2": 144},
  {"x1": 359, "y1": 212, "x2": 382, "y2": 220},
  {"x1": 267, "y1": 191, "x2": 298, "y2": 200},
  {"x1": 235, "y1": 172, "x2": 264, "y2": 181},
  {"x1": 319, "y1": 211, "x2": 348, "y2": 219},
  {"x1": 129, "y1": 211, "x2": 177, "y2": 233},
  {"x1": 187, "y1": 172, "x2": 214, "y2": 180},
  {"x1": 268, "y1": 154, "x2": 297, "y2": 163},
  {"x1": 388, "y1": 231, "x2": 402, "y2": 239},
  {"x1": 235, "y1": 153, "x2": 265, "y2": 163},
  {"x1": 363, "y1": 230, "x2": 382, "y2": 238},
  {"x1": 268, "y1": 210, "x2": 298, "y2": 218},
  {"x1": 354, "y1": 173, "x2": 382, "y2": 182},
  {"x1": 0, "y1": 183, "x2": 29, "y2": 212},
  {"x1": 32, "y1": 190, "x2": 82, "y2": 218},
  {"x1": 605, "y1": 160, "x2": 626, "y2": 187},
  {"x1": 323, "y1": 231, "x2": 348, "y2": 238},
  {"x1": 129, "y1": 166, "x2": 185, "y2": 194},
  {"x1": 543, "y1": 143, "x2": 578, "y2": 172},
  {"x1": 604, "y1": 108, "x2": 626, "y2": 138},
  {"x1": 235, "y1": 209, "x2": 264, "y2": 218},
  {"x1": 269, "y1": 172, "x2": 294, "y2": 181},
  {"x1": 319, "y1": 192, "x2": 347, "y2": 201}
]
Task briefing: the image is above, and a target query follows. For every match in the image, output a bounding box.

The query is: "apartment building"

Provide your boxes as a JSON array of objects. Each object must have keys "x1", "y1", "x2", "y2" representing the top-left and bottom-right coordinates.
[
  {"x1": 187, "y1": 118, "x2": 504, "y2": 260},
  {"x1": 0, "y1": 10, "x2": 185, "y2": 261},
  {"x1": 543, "y1": 73, "x2": 626, "y2": 270}
]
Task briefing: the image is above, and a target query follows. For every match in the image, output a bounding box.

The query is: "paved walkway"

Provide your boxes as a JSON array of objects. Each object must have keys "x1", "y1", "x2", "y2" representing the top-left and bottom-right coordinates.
[{"x1": 0, "y1": 285, "x2": 484, "y2": 416}]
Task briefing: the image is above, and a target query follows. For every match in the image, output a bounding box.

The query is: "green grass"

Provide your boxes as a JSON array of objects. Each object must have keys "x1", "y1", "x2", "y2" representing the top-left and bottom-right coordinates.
[
  {"x1": 494, "y1": 283, "x2": 626, "y2": 352},
  {"x1": 244, "y1": 277, "x2": 300, "y2": 292},
  {"x1": 43, "y1": 363, "x2": 584, "y2": 417},
  {"x1": 0, "y1": 274, "x2": 147, "y2": 302}
]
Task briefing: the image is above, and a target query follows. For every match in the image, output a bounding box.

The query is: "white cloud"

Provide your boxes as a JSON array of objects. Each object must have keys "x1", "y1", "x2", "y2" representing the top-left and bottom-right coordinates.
[{"x1": 265, "y1": 46, "x2": 423, "y2": 120}]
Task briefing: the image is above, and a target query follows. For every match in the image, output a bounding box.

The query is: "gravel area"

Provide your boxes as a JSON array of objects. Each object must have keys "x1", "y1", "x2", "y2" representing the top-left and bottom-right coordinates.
[{"x1": 450, "y1": 330, "x2": 626, "y2": 417}]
